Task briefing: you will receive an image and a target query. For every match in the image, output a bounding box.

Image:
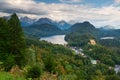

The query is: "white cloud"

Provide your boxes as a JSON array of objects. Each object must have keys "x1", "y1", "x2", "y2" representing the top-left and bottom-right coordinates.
[
  {"x1": 0, "y1": 12, "x2": 9, "y2": 16},
  {"x1": 115, "y1": 0, "x2": 120, "y2": 3},
  {"x1": 59, "y1": 0, "x2": 82, "y2": 3},
  {"x1": 1, "y1": 0, "x2": 120, "y2": 28}
]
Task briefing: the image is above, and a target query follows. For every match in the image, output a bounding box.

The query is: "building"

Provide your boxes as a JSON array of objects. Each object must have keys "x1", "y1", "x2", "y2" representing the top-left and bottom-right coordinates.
[
  {"x1": 114, "y1": 65, "x2": 120, "y2": 74},
  {"x1": 91, "y1": 60, "x2": 97, "y2": 64},
  {"x1": 89, "y1": 39, "x2": 96, "y2": 45}
]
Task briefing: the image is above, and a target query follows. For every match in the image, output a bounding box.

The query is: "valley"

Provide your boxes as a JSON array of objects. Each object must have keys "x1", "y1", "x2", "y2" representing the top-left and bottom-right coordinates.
[
  {"x1": 1, "y1": 0, "x2": 120, "y2": 79},
  {"x1": 1, "y1": 14, "x2": 120, "y2": 80}
]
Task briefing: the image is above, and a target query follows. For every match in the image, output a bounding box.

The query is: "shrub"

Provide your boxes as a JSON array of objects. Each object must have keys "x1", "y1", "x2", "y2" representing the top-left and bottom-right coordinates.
[
  {"x1": 26, "y1": 64, "x2": 42, "y2": 79},
  {"x1": 43, "y1": 55, "x2": 56, "y2": 73},
  {"x1": 0, "y1": 53, "x2": 16, "y2": 71}
]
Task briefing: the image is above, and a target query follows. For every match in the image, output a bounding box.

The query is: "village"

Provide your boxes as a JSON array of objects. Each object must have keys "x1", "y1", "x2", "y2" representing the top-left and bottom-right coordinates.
[{"x1": 70, "y1": 39, "x2": 120, "y2": 74}]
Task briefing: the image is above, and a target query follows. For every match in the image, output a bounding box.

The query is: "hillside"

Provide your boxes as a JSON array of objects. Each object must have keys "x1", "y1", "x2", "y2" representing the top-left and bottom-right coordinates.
[
  {"x1": 23, "y1": 23, "x2": 63, "y2": 37},
  {"x1": 65, "y1": 32, "x2": 95, "y2": 47},
  {"x1": 68, "y1": 21, "x2": 98, "y2": 34}
]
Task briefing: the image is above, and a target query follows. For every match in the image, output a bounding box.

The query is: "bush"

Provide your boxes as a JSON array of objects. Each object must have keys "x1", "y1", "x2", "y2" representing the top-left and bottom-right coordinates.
[
  {"x1": 43, "y1": 55, "x2": 56, "y2": 73},
  {"x1": 0, "y1": 53, "x2": 16, "y2": 71},
  {"x1": 26, "y1": 64, "x2": 42, "y2": 79}
]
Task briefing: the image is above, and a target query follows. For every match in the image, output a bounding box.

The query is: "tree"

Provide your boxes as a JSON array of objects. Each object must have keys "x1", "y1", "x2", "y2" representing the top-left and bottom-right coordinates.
[
  {"x1": 8, "y1": 13, "x2": 25, "y2": 54},
  {"x1": 0, "y1": 18, "x2": 10, "y2": 53},
  {"x1": 8, "y1": 13, "x2": 26, "y2": 66},
  {"x1": 0, "y1": 13, "x2": 26, "y2": 67}
]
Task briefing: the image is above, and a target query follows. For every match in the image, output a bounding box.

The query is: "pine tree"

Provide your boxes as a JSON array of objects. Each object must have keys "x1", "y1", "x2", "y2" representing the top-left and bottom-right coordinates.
[
  {"x1": 0, "y1": 13, "x2": 26, "y2": 70},
  {"x1": 8, "y1": 13, "x2": 26, "y2": 66},
  {"x1": 0, "y1": 18, "x2": 10, "y2": 53}
]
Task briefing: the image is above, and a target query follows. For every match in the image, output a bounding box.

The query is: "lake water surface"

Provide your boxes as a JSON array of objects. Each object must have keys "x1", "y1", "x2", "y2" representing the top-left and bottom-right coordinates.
[
  {"x1": 40, "y1": 35, "x2": 67, "y2": 45},
  {"x1": 100, "y1": 37, "x2": 115, "y2": 40}
]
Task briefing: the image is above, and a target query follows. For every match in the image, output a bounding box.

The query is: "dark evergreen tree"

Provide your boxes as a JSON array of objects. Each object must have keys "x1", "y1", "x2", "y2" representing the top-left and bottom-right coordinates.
[
  {"x1": 0, "y1": 18, "x2": 10, "y2": 53},
  {"x1": 0, "y1": 13, "x2": 26, "y2": 70},
  {"x1": 8, "y1": 13, "x2": 26, "y2": 66}
]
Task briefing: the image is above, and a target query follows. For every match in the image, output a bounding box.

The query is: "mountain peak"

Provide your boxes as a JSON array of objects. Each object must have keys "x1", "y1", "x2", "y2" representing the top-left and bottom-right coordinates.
[
  {"x1": 20, "y1": 16, "x2": 36, "y2": 26},
  {"x1": 83, "y1": 21, "x2": 90, "y2": 24},
  {"x1": 58, "y1": 20, "x2": 71, "y2": 30},
  {"x1": 68, "y1": 21, "x2": 96, "y2": 33},
  {"x1": 35, "y1": 17, "x2": 54, "y2": 25}
]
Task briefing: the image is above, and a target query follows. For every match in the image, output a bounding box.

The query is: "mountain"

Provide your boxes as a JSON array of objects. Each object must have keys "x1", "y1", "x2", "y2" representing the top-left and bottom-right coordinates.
[
  {"x1": 23, "y1": 17, "x2": 68, "y2": 37},
  {"x1": 57, "y1": 20, "x2": 71, "y2": 30},
  {"x1": 98, "y1": 27, "x2": 120, "y2": 38},
  {"x1": 23, "y1": 23, "x2": 63, "y2": 37},
  {"x1": 33, "y1": 18, "x2": 71, "y2": 30},
  {"x1": 68, "y1": 21, "x2": 98, "y2": 34},
  {"x1": 34, "y1": 18, "x2": 55, "y2": 25},
  {"x1": 21, "y1": 17, "x2": 71, "y2": 30},
  {"x1": 65, "y1": 21, "x2": 100, "y2": 47},
  {"x1": 20, "y1": 16, "x2": 36, "y2": 27},
  {"x1": 97, "y1": 25, "x2": 118, "y2": 37}
]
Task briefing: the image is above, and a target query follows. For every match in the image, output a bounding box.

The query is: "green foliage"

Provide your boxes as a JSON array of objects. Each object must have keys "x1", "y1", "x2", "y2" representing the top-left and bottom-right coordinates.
[
  {"x1": 25, "y1": 37, "x2": 120, "y2": 79},
  {"x1": 65, "y1": 32, "x2": 95, "y2": 47},
  {"x1": 58, "y1": 74, "x2": 77, "y2": 80},
  {"x1": 8, "y1": 13, "x2": 26, "y2": 66},
  {"x1": 0, "y1": 18, "x2": 10, "y2": 53},
  {"x1": 4, "y1": 54, "x2": 15, "y2": 71},
  {"x1": 98, "y1": 38, "x2": 120, "y2": 48},
  {"x1": 83, "y1": 45, "x2": 120, "y2": 66},
  {"x1": 68, "y1": 21, "x2": 97, "y2": 34},
  {"x1": 26, "y1": 37, "x2": 73, "y2": 56},
  {"x1": 43, "y1": 54, "x2": 56, "y2": 73},
  {"x1": 65, "y1": 64, "x2": 73, "y2": 73},
  {"x1": 0, "y1": 53, "x2": 15, "y2": 71},
  {"x1": 0, "y1": 71, "x2": 25, "y2": 80},
  {"x1": 8, "y1": 13, "x2": 26, "y2": 54},
  {"x1": 0, "y1": 13, "x2": 26, "y2": 70},
  {"x1": 24, "y1": 48, "x2": 36, "y2": 65},
  {"x1": 23, "y1": 23, "x2": 63, "y2": 37},
  {"x1": 1, "y1": 14, "x2": 120, "y2": 80},
  {"x1": 106, "y1": 75, "x2": 120, "y2": 80},
  {"x1": 26, "y1": 64, "x2": 42, "y2": 79}
]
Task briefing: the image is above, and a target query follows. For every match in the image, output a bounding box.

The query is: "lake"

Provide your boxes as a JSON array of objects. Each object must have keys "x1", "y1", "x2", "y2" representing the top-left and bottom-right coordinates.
[
  {"x1": 100, "y1": 37, "x2": 115, "y2": 40},
  {"x1": 40, "y1": 35, "x2": 67, "y2": 45}
]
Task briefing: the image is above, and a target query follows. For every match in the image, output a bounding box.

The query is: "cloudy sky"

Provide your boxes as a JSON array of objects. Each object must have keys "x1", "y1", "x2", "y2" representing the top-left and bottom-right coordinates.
[{"x1": 1, "y1": 0, "x2": 120, "y2": 28}]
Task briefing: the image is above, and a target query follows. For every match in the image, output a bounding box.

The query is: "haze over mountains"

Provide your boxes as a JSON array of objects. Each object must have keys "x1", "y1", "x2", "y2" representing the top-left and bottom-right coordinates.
[
  {"x1": 20, "y1": 16, "x2": 120, "y2": 39},
  {"x1": 20, "y1": 16, "x2": 118, "y2": 30},
  {"x1": 20, "y1": 17, "x2": 36, "y2": 27},
  {"x1": 20, "y1": 17, "x2": 71, "y2": 30},
  {"x1": 21, "y1": 15, "x2": 120, "y2": 48}
]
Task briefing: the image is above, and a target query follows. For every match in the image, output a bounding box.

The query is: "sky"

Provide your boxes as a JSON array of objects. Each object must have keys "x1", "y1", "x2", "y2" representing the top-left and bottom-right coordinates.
[{"x1": 1, "y1": 0, "x2": 120, "y2": 28}]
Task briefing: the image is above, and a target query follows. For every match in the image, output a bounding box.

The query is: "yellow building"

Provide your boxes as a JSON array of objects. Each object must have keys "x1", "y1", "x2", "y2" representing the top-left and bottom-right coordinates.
[{"x1": 89, "y1": 39, "x2": 96, "y2": 45}]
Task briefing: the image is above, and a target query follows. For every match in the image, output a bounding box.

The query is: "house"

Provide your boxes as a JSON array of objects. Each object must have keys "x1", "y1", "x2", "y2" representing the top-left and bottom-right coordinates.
[
  {"x1": 91, "y1": 60, "x2": 97, "y2": 64},
  {"x1": 89, "y1": 39, "x2": 96, "y2": 45},
  {"x1": 114, "y1": 65, "x2": 120, "y2": 74}
]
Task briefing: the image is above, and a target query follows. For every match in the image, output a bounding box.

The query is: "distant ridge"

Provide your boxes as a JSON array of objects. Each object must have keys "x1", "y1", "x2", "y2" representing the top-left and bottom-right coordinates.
[
  {"x1": 20, "y1": 17, "x2": 71, "y2": 30},
  {"x1": 68, "y1": 21, "x2": 97, "y2": 34}
]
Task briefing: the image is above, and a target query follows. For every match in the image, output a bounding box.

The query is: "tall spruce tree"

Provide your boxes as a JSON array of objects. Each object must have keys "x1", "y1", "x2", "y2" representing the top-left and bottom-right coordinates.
[
  {"x1": 0, "y1": 18, "x2": 10, "y2": 53},
  {"x1": 8, "y1": 13, "x2": 25, "y2": 53},
  {"x1": 8, "y1": 13, "x2": 26, "y2": 66},
  {"x1": 0, "y1": 17, "x2": 15, "y2": 71},
  {"x1": 0, "y1": 13, "x2": 26, "y2": 70}
]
